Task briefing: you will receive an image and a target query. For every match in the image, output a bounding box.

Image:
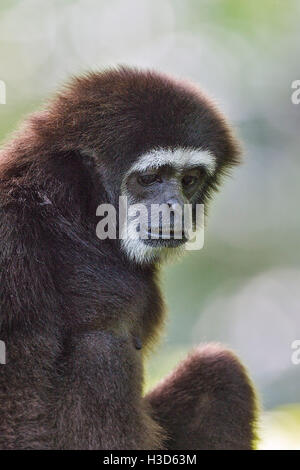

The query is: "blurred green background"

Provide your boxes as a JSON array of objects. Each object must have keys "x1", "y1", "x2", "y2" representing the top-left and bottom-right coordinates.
[{"x1": 0, "y1": 0, "x2": 299, "y2": 449}]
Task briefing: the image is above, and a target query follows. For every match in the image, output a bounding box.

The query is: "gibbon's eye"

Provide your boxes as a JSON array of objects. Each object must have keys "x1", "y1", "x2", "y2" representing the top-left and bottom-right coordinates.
[
  {"x1": 182, "y1": 174, "x2": 198, "y2": 188},
  {"x1": 138, "y1": 174, "x2": 159, "y2": 186}
]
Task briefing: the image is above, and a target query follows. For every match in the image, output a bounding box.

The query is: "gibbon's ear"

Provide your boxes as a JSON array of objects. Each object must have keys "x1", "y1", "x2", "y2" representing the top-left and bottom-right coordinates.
[{"x1": 145, "y1": 344, "x2": 258, "y2": 450}]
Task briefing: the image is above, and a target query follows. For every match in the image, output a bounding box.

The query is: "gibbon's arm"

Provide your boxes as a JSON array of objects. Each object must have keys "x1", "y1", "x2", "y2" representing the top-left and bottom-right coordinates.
[
  {"x1": 145, "y1": 344, "x2": 258, "y2": 450},
  {"x1": 0, "y1": 198, "x2": 164, "y2": 450},
  {"x1": 53, "y1": 330, "x2": 165, "y2": 450}
]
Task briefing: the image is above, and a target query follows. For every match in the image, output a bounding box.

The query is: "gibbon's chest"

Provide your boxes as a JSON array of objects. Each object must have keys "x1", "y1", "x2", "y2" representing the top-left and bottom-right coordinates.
[{"x1": 102, "y1": 266, "x2": 163, "y2": 352}]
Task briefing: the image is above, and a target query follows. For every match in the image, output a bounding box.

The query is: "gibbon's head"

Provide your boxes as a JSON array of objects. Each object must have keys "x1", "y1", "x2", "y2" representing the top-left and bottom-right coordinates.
[{"x1": 28, "y1": 66, "x2": 241, "y2": 264}]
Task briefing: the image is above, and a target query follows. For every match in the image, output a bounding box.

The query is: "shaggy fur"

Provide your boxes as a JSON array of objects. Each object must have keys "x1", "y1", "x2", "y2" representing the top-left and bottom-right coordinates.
[{"x1": 0, "y1": 67, "x2": 257, "y2": 449}]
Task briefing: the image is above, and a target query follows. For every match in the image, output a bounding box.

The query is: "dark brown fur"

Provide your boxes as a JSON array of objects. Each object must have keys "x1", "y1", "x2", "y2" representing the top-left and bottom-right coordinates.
[{"x1": 0, "y1": 67, "x2": 257, "y2": 449}]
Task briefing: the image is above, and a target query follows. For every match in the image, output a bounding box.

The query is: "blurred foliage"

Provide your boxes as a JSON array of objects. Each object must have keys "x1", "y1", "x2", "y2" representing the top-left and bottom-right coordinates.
[{"x1": 260, "y1": 405, "x2": 300, "y2": 450}]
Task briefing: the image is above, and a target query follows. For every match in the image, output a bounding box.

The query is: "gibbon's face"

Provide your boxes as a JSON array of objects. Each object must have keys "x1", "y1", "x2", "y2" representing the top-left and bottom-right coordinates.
[
  {"x1": 40, "y1": 67, "x2": 240, "y2": 264},
  {"x1": 120, "y1": 147, "x2": 215, "y2": 264}
]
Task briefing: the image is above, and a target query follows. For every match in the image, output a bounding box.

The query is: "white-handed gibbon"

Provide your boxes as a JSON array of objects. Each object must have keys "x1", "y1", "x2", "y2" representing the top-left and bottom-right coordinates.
[{"x1": 0, "y1": 67, "x2": 257, "y2": 449}]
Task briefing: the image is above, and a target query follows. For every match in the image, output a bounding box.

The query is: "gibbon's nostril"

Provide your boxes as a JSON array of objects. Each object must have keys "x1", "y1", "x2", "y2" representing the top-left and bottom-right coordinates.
[{"x1": 166, "y1": 198, "x2": 180, "y2": 209}]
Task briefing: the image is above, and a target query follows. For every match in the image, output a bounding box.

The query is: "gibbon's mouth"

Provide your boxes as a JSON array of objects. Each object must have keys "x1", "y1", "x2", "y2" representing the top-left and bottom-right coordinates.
[
  {"x1": 142, "y1": 232, "x2": 187, "y2": 248},
  {"x1": 145, "y1": 225, "x2": 186, "y2": 238}
]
